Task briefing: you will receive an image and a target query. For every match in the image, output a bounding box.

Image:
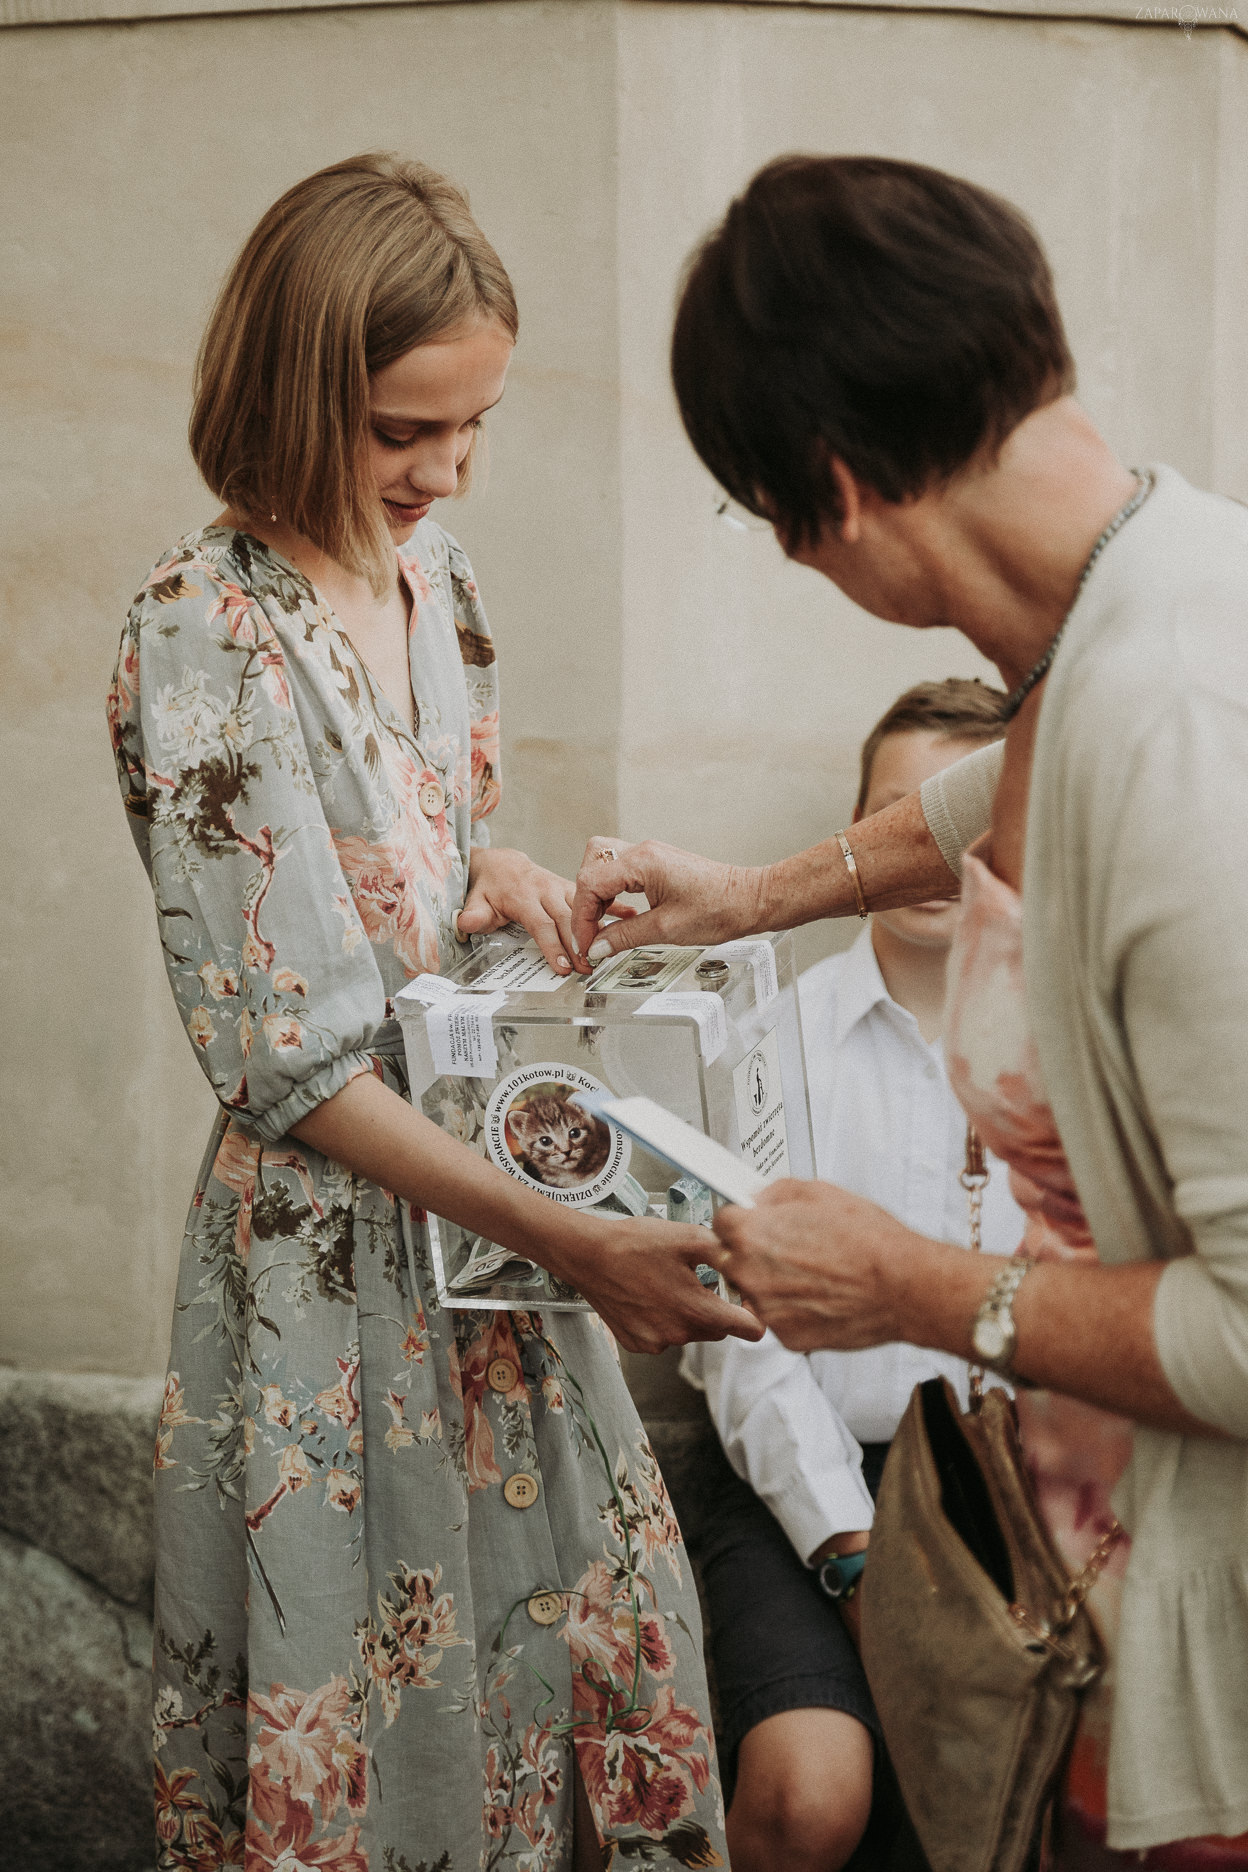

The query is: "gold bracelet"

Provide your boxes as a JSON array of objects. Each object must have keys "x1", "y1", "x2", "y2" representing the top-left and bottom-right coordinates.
[{"x1": 835, "y1": 830, "x2": 869, "y2": 919}]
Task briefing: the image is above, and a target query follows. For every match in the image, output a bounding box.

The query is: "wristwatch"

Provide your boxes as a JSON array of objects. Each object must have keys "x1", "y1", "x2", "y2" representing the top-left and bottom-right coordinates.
[
  {"x1": 816, "y1": 1549, "x2": 868, "y2": 1603},
  {"x1": 970, "y1": 1255, "x2": 1035, "y2": 1378}
]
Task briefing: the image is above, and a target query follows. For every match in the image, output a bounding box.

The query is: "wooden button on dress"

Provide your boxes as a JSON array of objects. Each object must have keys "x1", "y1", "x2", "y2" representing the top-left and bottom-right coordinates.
[
  {"x1": 487, "y1": 1357, "x2": 519, "y2": 1394},
  {"x1": 418, "y1": 780, "x2": 445, "y2": 818},
  {"x1": 503, "y1": 1472, "x2": 539, "y2": 1510},
  {"x1": 526, "y1": 1590, "x2": 563, "y2": 1627}
]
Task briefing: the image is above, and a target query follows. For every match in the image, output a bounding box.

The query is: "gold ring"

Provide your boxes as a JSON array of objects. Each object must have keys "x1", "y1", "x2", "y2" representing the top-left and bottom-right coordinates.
[{"x1": 597, "y1": 845, "x2": 619, "y2": 862}]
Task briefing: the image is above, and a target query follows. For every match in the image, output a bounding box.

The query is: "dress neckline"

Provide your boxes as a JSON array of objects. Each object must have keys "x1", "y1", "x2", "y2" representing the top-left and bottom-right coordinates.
[{"x1": 207, "y1": 523, "x2": 429, "y2": 761}]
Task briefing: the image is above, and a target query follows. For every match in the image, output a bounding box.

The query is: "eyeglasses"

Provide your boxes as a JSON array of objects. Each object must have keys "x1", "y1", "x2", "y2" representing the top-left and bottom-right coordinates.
[{"x1": 714, "y1": 497, "x2": 772, "y2": 535}]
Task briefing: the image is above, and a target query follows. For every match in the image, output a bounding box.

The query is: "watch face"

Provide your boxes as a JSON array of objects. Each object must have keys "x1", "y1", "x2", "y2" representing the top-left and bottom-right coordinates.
[
  {"x1": 818, "y1": 1558, "x2": 847, "y2": 1601},
  {"x1": 974, "y1": 1316, "x2": 1009, "y2": 1362},
  {"x1": 818, "y1": 1553, "x2": 866, "y2": 1602}
]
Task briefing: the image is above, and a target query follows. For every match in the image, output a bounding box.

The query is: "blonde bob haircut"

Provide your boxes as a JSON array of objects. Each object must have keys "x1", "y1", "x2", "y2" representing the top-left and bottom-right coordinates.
[{"x1": 190, "y1": 152, "x2": 518, "y2": 592}]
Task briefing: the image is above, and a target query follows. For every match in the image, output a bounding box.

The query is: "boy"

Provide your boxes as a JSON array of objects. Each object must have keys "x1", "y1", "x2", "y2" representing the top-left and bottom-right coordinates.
[{"x1": 682, "y1": 679, "x2": 1025, "y2": 1872}]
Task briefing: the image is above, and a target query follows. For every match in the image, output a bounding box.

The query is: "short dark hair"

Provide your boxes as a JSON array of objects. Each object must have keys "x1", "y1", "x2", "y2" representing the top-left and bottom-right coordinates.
[
  {"x1": 857, "y1": 678, "x2": 1009, "y2": 815},
  {"x1": 672, "y1": 156, "x2": 1074, "y2": 549}
]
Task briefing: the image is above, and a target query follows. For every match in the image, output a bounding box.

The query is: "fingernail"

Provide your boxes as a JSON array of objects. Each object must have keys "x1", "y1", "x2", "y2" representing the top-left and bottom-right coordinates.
[
  {"x1": 587, "y1": 939, "x2": 611, "y2": 963},
  {"x1": 555, "y1": 956, "x2": 571, "y2": 972}
]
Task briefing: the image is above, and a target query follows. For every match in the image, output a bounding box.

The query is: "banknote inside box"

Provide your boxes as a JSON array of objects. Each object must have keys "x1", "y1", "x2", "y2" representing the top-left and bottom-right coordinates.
[{"x1": 395, "y1": 928, "x2": 815, "y2": 1310}]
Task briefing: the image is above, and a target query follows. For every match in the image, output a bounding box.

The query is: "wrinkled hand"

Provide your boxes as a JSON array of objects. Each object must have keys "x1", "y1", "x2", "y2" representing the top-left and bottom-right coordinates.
[
  {"x1": 456, "y1": 847, "x2": 584, "y2": 974},
  {"x1": 570, "y1": 836, "x2": 767, "y2": 966},
  {"x1": 566, "y1": 1216, "x2": 765, "y2": 1356},
  {"x1": 712, "y1": 1179, "x2": 917, "y2": 1353}
]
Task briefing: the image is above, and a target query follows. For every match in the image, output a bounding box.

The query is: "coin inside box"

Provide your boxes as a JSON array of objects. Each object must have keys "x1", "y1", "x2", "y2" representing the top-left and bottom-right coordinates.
[{"x1": 395, "y1": 928, "x2": 814, "y2": 1310}]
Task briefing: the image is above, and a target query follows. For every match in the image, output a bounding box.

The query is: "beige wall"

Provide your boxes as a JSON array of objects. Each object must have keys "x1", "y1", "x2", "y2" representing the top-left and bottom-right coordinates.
[
  {"x1": 1, "y1": 0, "x2": 1244, "y2": 1376},
  {"x1": 611, "y1": 3, "x2": 1248, "y2": 879}
]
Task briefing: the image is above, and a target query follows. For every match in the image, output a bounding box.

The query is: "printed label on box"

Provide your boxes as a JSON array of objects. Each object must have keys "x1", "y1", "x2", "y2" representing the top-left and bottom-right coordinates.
[
  {"x1": 426, "y1": 992, "x2": 506, "y2": 1077},
  {"x1": 636, "y1": 990, "x2": 728, "y2": 1065},
  {"x1": 467, "y1": 941, "x2": 568, "y2": 994},
  {"x1": 589, "y1": 945, "x2": 702, "y2": 994},
  {"x1": 702, "y1": 939, "x2": 780, "y2": 1010},
  {"x1": 484, "y1": 1063, "x2": 632, "y2": 1206},
  {"x1": 394, "y1": 971, "x2": 461, "y2": 1010},
  {"x1": 732, "y1": 1027, "x2": 790, "y2": 1182}
]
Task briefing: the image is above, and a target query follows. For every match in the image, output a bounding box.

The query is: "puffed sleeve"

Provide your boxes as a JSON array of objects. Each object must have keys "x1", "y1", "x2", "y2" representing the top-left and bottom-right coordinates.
[
  {"x1": 108, "y1": 557, "x2": 384, "y2": 1144},
  {"x1": 1106, "y1": 692, "x2": 1248, "y2": 1436}
]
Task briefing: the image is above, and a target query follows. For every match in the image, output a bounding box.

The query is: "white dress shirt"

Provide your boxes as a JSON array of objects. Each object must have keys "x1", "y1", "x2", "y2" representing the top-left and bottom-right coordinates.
[{"x1": 681, "y1": 924, "x2": 1026, "y2": 1564}]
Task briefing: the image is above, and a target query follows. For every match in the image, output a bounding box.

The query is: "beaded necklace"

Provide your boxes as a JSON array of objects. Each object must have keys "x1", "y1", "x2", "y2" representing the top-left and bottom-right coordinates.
[{"x1": 1002, "y1": 470, "x2": 1154, "y2": 721}]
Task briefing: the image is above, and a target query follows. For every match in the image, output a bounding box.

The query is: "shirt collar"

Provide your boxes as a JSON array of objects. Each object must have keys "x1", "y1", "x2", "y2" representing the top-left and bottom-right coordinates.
[{"x1": 830, "y1": 923, "x2": 896, "y2": 1050}]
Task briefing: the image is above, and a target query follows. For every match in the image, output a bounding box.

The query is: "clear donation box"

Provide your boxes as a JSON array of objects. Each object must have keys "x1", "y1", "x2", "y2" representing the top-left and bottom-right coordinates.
[{"x1": 395, "y1": 929, "x2": 815, "y2": 1311}]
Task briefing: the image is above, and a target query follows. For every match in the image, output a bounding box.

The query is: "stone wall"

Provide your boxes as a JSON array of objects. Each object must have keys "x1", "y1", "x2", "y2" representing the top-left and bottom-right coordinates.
[
  {"x1": 0, "y1": 1369, "x2": 161, "y2": 1871},
  {"x1": 4, "y1": 0, "x2": 1245, "y2": 1383}
]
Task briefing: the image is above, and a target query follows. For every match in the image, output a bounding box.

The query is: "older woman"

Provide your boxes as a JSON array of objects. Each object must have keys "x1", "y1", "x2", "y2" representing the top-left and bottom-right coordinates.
[{"x1": 572, "y1": 157, "x2": 1248, "y2": 1861}]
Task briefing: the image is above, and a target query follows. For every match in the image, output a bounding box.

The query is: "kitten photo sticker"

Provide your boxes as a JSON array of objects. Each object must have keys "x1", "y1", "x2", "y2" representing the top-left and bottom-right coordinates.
[{"x1": 484, "y1": 1064, "x2": 630, "y2": 1207}]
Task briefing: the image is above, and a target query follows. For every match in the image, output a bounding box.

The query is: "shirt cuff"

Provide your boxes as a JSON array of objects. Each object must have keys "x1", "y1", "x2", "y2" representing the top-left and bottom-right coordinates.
[{"x1": 759, "y1": 1462, "x2": 876, "y2": 1567}]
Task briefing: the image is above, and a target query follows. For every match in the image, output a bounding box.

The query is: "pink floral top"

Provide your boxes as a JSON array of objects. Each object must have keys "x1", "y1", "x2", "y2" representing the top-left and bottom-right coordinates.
[
  {"x1": 944, "y1": 848, "x2": 1093, "y2": 1256},
  {"x1": 944, "y1": 848, "x2": 1144, "y2": 1851}
]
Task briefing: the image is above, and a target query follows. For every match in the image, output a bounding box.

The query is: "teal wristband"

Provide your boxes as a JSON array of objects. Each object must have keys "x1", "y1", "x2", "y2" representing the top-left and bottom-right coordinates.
[{"x1": 816, "y1": 1548, "x2": 868, "y2": 1603}]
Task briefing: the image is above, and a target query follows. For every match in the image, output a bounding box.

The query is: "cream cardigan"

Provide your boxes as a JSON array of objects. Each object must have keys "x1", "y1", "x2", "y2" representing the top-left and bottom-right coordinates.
[{"x1": 920, "y1": 464, "x2": 1248, "y2": 1851}]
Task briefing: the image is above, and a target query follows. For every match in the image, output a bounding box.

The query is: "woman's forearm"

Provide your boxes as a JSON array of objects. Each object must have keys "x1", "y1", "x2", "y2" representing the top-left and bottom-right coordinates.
[
  {"x1": 713, "y1": 1181, "x2": 1219, "y2": 1436},
  {"x1": 291, "y1": 1072, "x2": 592, "y2": 1278},
  {"x1": 291, "y1": 1071, "x2": 765, "y2": 1355},
  {"x1": 758, "y1": 790, "x2": 958, "y2": 930},
  {"x1": 891, "y1": 1237, "x2": 1215, "y2": 1437},
  {"x1": 571, "y1": 789, "x2": 960, "y2": 963}
]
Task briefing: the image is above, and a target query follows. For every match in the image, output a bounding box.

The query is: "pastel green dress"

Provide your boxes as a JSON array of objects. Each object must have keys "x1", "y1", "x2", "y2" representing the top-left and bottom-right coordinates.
[{"x1": 108, "y1": 522, "x2": 725, "y2": 1872}]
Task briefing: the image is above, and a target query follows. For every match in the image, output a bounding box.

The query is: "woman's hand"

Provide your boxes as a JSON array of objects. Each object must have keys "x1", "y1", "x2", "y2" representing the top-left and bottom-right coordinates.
[
  {"x1": 712, "y1": 1179, "x2": 921, "y2": 1353},
  {"x1": 571, "y1": 837, "x2": 768, "y2": 964},
  {"x1": 456, "y1": 847, "x2": 583, "y2": 974},
  {"x1": 551, "y1": 1214, "x2": 765, "y2": 1356},
  {"x1": 295, "y1": 1076, "x2": 763, "y2": 1356},
  {"x1": 712, "y1": 1178, "x2": 1216, "y2": 1436}
]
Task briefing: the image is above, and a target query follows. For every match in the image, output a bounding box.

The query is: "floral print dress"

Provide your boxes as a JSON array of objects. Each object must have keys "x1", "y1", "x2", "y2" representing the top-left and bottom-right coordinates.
[{"x1": 108, "y1": 523, "x2": 725, "y2": 1872}]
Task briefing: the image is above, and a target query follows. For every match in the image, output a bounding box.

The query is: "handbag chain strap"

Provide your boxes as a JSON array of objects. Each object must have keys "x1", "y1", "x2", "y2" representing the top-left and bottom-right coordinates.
[
  {"x1": 1060, "y1": 1518, "x2": 1126, "y2": 1628},
  {"x1": 960, "y1": 1122, "x2": 991, "y2": 1408},
  {"x1": 961, "y1": 1121, "x2": 1126, "y2": 1623}
]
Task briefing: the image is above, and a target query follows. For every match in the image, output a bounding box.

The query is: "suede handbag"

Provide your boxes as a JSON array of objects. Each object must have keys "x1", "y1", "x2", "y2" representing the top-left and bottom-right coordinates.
[{"x1": 858, "y1": 1129, "x2": 1121, "y2": 1872}]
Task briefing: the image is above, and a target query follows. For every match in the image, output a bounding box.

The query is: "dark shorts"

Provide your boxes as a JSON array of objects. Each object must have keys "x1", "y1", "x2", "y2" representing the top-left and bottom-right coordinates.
[
  {"x1": 689, "y1": 1435, "x2": 935, "y2": 1870},
  {"x1": 693, "y1": 1436, "x2": 891, "y2": 1775}
]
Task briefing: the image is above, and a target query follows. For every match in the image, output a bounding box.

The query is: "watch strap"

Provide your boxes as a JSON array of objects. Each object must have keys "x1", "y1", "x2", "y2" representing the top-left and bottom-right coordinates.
[
  {"x1": 972, "y1": 1255, "x2": 1035, "y2": 1377},
  {"x1": 817, "y1": 1548, "x2": 868, "y2": 1602}
]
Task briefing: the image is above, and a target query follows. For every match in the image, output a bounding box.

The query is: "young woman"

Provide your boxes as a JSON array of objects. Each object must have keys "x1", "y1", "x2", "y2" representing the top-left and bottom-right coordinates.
[{"x1": 108, "y1": 152, "x2": 756, "y2": 1872}]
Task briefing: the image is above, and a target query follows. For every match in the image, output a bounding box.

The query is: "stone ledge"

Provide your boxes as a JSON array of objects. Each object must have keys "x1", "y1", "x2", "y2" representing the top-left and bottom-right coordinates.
[
  {"x1": 3, "y1": 0, "x2": 1243, "y2": 42},
  {"x1": 0, "y1": 1367, "x2": 163, "y2": 1607},
  {"x1": 0, "y1": 1529, "x2": 154, "y2": 1872}
]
